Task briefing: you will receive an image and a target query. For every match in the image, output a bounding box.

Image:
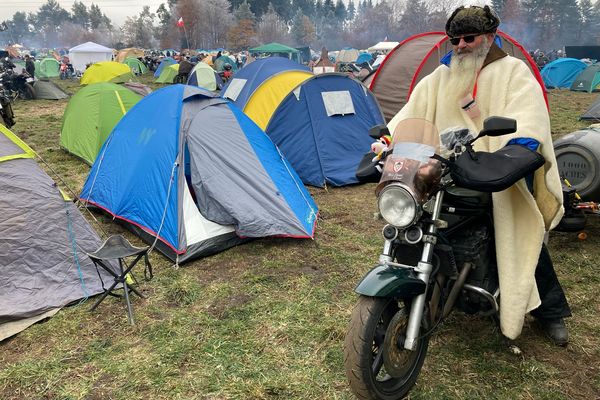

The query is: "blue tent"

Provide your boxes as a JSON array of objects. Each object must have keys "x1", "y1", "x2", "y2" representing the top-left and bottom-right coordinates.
[
  {"x1": 80, "y1": 85, "x2": 318, "y2": 263},
  {"x1": 154, "y1": 57, "x2": 176, "y2": 77},
  {"x1": 265, "y1": 73, "x2": 385, "y2": 187},
  {"x1": 222, "y1": 56, "x2": 311, "y2": 108},
  {"x1": 356, "y1": 53, "x2": 373, "y2": 65},
  {"x1": 541, "y1": 58, "x2": 587, "y2": 89}
]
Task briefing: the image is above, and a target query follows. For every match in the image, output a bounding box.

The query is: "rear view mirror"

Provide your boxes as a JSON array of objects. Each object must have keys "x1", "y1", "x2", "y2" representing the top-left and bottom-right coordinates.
[
  {"x1": 369, "y1": 124, "x2": 390, "y2": 139},
  {"x1": 478, "y1": 116, "x2": 517, "y2": 137}
]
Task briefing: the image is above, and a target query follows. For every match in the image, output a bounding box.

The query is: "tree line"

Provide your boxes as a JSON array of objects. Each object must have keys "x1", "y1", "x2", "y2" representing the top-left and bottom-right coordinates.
[{"x1": 1, "y1": 0, "x2": 600, "y2": 52}]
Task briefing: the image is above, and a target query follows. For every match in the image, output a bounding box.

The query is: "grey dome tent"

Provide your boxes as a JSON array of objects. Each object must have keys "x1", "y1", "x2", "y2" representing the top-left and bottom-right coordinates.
[
  {"x1": 580, "y1": 95, "x2": 600, "y2": 120},
  {"x1": 571, "y1": 63, "x2": 600, "y2": 92},
  {"x1": 0, "y1": 125, "x2": 111, "y2": 340},
  {"x1": 33, "y1": 80, "x2": 69, "y2": 100}
]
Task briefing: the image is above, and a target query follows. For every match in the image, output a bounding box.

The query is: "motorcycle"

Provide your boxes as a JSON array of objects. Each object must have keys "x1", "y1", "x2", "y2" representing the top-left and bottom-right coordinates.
[
  {"x1": 343, "y1": 117, "x2": 545, "y2": 400},
  {"x1": 0, "y1": 65, "x2": 35, "y2": 100},
  {"x1": 0, "y1": 83, "x2": 15, "y2": 127}
]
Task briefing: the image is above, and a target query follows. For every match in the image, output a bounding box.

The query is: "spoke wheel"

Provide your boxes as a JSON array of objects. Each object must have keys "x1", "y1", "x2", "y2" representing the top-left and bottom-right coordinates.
[{"x1": 344, "y1": 296, "x2": 429, "y2": 400}]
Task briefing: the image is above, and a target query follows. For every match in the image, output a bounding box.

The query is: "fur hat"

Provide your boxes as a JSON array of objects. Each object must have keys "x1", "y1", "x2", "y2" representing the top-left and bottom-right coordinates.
[{"x1": 446, "y1": 5, "x2": 500, "y2": 38}]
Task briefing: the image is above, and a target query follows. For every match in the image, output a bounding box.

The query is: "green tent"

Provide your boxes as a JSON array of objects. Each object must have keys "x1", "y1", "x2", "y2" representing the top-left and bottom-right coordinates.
[
  {"x1": 155, "y1": 63, "x2": 179, "y2": 83},
  {"x1": 213, "y1": 55, "x2": 238, "y2": 72},
  {"x1": 249, "y1": 43, "x2": 302, "y2": 63},
  {"x1": 36, "y1": 57, "x2": 60, "y2": 78},
  {"x1": 571, "y1": 63, "x2": 600, "y2": 92},
  {"x1": 123, "y1": 57, "x2": 148, "y2": 75},
  {"x1": 60, "y1": 82, "x2": 141, "y2": 164}
]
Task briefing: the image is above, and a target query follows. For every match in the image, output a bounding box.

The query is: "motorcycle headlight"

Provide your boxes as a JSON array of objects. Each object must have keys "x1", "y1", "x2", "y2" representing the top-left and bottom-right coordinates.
[{"x1": 378, "y1": 184, "x2": 418, "y2": 228}]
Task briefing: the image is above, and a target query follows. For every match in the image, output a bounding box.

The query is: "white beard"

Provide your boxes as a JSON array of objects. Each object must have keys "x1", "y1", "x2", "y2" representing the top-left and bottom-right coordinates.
[{"x1": 447, "y1": 37, "x2": 491, "y2": 103}]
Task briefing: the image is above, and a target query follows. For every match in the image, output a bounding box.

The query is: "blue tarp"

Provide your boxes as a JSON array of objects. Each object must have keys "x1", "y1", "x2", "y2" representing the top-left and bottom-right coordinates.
[
  {"x1": 541, "y1": 58, "x2": 587, "y2": 89},
  {"x1": 356, "y1": 53, "x2": 373, "y2": 65},
  {"x1": 221, "y1": 57, "x2": 310, "y2": 109},
  {"x1": 265, "y1": 73, "x2": 385, "y2": 187}
]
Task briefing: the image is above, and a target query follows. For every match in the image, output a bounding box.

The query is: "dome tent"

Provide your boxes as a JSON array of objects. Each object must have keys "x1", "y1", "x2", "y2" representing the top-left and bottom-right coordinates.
[
  {"x1": 80, "y1": 61, "x2": 135, "y2": 85},
  {"x1": 187, "y1": 62, "x2": 223, "y2": 91},
  {"x1": 80, "y1": 85, "x2": 318, "y2": 264},
  {"x1": 265, "y1": 73, "x2": 385, "y2": 187},
  {"x1": 60, "y1": 82, "x2": 141, "y2": 164}
]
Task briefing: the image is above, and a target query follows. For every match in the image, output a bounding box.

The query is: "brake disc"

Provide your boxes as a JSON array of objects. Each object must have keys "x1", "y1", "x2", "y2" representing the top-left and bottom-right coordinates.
[{"x1": 382, "y1": 308, "x2": 416, "y2": 378}]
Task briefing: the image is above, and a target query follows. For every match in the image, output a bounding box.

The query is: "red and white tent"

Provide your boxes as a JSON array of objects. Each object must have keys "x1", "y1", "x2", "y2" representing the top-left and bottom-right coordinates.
[{"x1": 365, "y1": 31, "x2": 547, "y2": 122}]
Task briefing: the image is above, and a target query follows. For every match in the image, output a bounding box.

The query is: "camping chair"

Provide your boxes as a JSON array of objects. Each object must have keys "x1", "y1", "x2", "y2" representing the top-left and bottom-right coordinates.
[{"x1": 87, "y1": 235, "x2": 153, "y2": 325}]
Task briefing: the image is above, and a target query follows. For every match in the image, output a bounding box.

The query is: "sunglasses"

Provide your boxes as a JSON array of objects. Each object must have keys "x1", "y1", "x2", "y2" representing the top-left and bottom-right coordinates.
[{"x1": 449, "y1": 34, "x2": 480, "y2": 46}]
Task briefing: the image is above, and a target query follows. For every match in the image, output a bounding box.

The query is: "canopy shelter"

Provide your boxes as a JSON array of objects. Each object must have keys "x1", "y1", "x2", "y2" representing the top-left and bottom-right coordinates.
[
  {"x1": 265, "y1": 73, "x2": 385, "y2": 187},
  {"x1": 35, "y1": 57, "x2": 60, "y2": 78},
  {"x1": 187, "y1": 62, "x2": 223, "y2": 91},
  {"x1": 541, "y1": 58, "x2": 587, "y2": 89},
  {"x1": 0, "y1": 124, "x2": 111, "y2": 341},
  {"x1": 123, "y1": 57, "x2": 148, "y2": 75},
  {"x1": 367, "y1": 41, "x2": 400, "y2": 53},
  {"x1": 60, "y1": 82, "x2": 141, "y2": 164},
  {"x1": 249, "y1": 43, "x2": 302, "y2": 63},
  {"x1": 367, "y1": 31, "x2": 546, "y2": 122},
  {"x1": 69, "y1": 41, "x2": 114, "y2": 72},
  {"x1": 80, "y1": 61, "x2": 134, "y2": 85},
  {"x1": 155, "y1": 63, "x2": 180, "y2": 83},
  {"x1": 80, "y1": 85, "x2": 318, "y2": 264},
  {"x1": 570, "y1": 63, "x2": 600, "y2": 92},
  {"x1": 33, "y1": 80, "x2": 68, "y2": 100},
  {"x1": 221, "y1": 57, "x2": 313, "y2": 130}
]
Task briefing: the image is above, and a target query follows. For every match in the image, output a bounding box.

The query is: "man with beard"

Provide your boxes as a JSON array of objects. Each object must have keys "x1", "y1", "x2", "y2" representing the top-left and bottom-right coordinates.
[{"x1": 388, "y1": 5, "x2": 571, "y2": 345}]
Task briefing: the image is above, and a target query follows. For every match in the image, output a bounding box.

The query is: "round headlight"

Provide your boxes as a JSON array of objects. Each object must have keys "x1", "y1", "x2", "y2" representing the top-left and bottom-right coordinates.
[{"x1": 377, "y1": 184, "x2": 418, "y2": 228}]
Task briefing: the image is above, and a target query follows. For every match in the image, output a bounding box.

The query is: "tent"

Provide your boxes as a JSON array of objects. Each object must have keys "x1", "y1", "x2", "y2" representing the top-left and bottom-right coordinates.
[
  {"x1": 367, "y1": 41, "x2": 400, "y2": 53},
  {"x1": 0, "y1": 124, "x2": 111, "y2": 341},
  {"x1": 33, "y1": 80, "x2": 69, "y2": 100},
  {"x1": 60, "y1": 82, "x2": 141, "y2": 164},
  {"x1": 213, "y1": 55, "x2": 238, "y2": 72},
  {"x1": 570, "y1": 63, "x2": 600, "y2": 92},
  {"x1": 249, "y1": 43, "x2": 302, "y2": 63},
  {"x1": 80, "y1": 85, "x2": 318, "y2": 264},
  {"x1": 580, "y1": 95, "x2": 600, "y2": 120},
  {"x1": 115, "y1": 48, "x2": 144, "y2": 63},
  {"x1": 122, "y1": 82, "x2": 153, "y2": 97},
  {"x1": 336, "y1": 48, "x2": 360, "y2": 63},
  {"x1": 123, "y1": 57, "x2": 148, "y2": 75},
  {"x1": 222, "y1": 57, "x2": 313, "y2": 130},
  {"x1": 356, "y1": 53, "x2": 373, "y2": 65},
  {"x1": 156, "y1": 63, "x2": 180, "y2": 83},
  {"x1": 265, "y1": 73, "x2": 385, "y2": 187},
  {"x1": 367, "y1": 31, "x2": 546, "y2": 122},
  {"x1": 541, "y1": 58, "x2": 587, "y2": 89},
  {"x1": 68, "y1": 41, "x2": 114, "y2": 72},
  {"x1": 187, "y1": 62, "x2": 223, "y2": 91},
  {"x1": 80, "y1": 61, "x2": 134, "y2": 85},
  {"x1": 153, "y1": 57, "x2": 176, "y2": 77},
  {"x1": 36, "y1": 57, "x2": 60, "y2": 78}
]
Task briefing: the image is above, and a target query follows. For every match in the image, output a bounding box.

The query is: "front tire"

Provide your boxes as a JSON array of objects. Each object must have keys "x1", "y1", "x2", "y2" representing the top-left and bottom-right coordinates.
[{"x1": 344, "y1": 296, "x2": 429, "y2": 400}]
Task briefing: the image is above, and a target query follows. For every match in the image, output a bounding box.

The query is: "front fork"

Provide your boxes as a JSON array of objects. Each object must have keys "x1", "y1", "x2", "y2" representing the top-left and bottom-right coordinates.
[{"x1": 391, "y1": 191, "x2": 445, "y2": 351}]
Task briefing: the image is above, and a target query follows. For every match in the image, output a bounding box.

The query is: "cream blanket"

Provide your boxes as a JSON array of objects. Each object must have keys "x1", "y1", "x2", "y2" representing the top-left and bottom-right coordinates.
[{"x1": 388, "y1": 55, "x2": 564, "y2": 339}]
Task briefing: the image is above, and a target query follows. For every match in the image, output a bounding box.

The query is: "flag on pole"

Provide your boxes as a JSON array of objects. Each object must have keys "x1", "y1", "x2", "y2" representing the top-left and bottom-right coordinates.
[{"x1": 176, "y1": 17, "x2": 184, "y2": 28}]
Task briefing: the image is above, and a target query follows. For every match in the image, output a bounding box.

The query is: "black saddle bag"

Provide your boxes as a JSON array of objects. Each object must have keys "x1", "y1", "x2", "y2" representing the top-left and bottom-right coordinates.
[{"x1": 450, "y1": 144, "x2": 545, "y2": 192}]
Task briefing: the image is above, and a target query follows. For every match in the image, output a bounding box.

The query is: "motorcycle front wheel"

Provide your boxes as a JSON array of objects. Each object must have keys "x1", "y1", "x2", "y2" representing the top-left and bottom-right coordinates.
[{"x1": 344, "y1": 296, "x2": 429, "y2": 400}]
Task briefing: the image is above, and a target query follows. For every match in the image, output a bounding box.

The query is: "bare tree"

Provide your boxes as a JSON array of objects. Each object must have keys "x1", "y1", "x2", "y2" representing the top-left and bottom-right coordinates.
[{"x1": 257, "y1": 3, "x2": 290, "y2": 44}]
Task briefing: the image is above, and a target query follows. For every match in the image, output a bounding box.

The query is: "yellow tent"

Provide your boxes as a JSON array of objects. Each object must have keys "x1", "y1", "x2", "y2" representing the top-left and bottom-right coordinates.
[
  {"x1": 80, "y1": 61, "x2": 134, "y2": 85},
  {"x1": 115, "y1": 48, "x2": 145, "y2": 63},
  {"x1": 243, "y1": 71, "x2": 313, "y2": 130}
]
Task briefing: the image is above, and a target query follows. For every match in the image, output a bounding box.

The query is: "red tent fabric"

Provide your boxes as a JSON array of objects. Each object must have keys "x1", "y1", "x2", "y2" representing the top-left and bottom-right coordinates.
[{"x1": 367, "y1": 31, "x2": 547, "y2": 122}]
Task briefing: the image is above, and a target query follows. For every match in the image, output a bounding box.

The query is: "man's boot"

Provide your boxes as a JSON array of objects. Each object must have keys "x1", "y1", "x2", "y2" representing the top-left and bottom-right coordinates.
[{"x1": 538, "y1": 317, "x2": 569, "y2": 346}]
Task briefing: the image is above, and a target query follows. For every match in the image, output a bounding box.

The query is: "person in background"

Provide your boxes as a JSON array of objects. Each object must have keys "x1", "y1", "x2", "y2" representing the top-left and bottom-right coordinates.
[{"x1": 25, "y1": 55, "x2": 35, "y2": 79}]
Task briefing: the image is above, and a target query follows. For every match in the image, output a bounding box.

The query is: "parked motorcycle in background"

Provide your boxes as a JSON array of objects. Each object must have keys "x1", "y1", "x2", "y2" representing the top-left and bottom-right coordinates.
[
  {"x1": 0, "y1": 58, "x2": 35, "y2": 100},
  {"x1": 0, "y1": 84, "x2": 15, "y2": 128},
  {"x1": 343, "y1": 117, "x2": 542, "y2": 400}
]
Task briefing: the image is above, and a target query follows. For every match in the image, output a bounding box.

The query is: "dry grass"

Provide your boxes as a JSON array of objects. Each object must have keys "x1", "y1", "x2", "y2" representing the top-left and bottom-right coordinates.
[{"x1": 0, "y1": 79, "x2": 599, "y2": 399}]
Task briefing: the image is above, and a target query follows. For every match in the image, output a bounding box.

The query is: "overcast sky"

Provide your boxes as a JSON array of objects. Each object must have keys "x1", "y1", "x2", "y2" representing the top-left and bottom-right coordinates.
[{"x1": 0, "y1": 0, "x2": 169, "y2": 26}]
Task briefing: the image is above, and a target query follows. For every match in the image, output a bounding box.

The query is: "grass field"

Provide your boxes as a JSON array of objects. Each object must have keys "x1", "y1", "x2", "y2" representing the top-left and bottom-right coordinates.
[{"x1": 1, "y1": 77, "x2": 599, "y2": 400}]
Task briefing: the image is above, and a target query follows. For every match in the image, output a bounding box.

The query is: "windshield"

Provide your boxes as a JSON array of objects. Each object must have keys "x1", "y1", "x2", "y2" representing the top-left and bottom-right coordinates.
[{"x1": 376, "y1": 119, "x2": 442, "y2": 203}]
